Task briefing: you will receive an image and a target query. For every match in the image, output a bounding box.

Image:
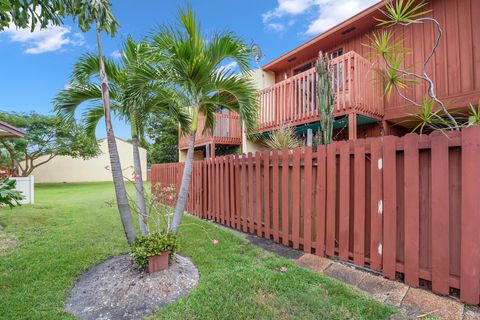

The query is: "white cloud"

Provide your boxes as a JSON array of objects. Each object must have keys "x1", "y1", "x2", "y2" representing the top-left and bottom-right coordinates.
[
  {"x1": 217, "y1": 61, "x2": 239, "y2": 74},
  {"x1": 3, "y1": 24, "x2": 84, "y2": 54},
  {"x1": 110, "y1": 50, "x2": 123, "y2": 59},
  {"x1": 262, "y1": 0, "x2": 380, "y2": 35},
  {"x1": 267, "y1": 22, "x2": 286, "y2": 32}
]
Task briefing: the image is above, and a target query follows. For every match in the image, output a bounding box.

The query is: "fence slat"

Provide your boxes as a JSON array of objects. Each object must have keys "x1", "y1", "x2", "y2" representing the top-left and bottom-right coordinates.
[
  {"x1": 303, "y1": 146, "x2": 313, "y2": 253},
  {"x1": 263, "y1": 151, "x2": 271, "y2": 240},
  {"x1": 248, "y1": 153, "x2": 255, "y2": 233},
  {"x1": 460, "y1": 126, "x2": 480, "y2": 304},
  {"x1": 339, "y1": 141, "x2": 350, "y2": 261},
  {"x1": 255, "y1": 152, "x2": 263, "y2": 237},
  {"x1": 220, "y1": 157, "x2": 225, "y2": 224},
  {"x1": 292, "y1": 148, "x2": 301, "y2": 249},
  {"x1": 235, "y1": 155, "x2": 241, "y2": 229},
  {"x1": 430, "y1": 132, "x2": 450, "y2": 295},
  {"x1": 315, "y1": 146, "x2": 327, "y2": 257},
  {"x1": 383, "y1": 135, "x2": 397, "y2": 279},
  {"x1": 282, "y1": 149, "x2": 290, "y2": 246},
  {"x1": 229, "y1": 156, "x2": 235, "y2": 228},
  {"x1": 241, "y1": 155, "x2": 248, "y2": 232},
  {"x1": 326, "y1": 143, "x2": 336, "y2": 257},
  {"x1": 369, "y1": 138, "x2": 382, "y2": 271},
  {"x1": 353, "y1": 139, "x2": 366, "y2": 266},
  {"x1": 404, "y1": 134, "x2": 420, "y2": 287},
  {"x1": 272, "y1": 151, "x2": 280, "y2": 242}
]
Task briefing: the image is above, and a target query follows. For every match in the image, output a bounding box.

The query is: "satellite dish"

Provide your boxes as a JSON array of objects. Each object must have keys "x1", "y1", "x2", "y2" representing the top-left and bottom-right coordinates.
[{"x1": 251, "y1": 42, "x2": 265, "y2": 63}]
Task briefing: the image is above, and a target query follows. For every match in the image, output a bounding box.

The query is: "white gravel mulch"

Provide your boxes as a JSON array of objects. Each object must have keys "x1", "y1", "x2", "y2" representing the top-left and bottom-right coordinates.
[{"x1": 65, "y1": 254, "x2": 199, "y2": 320}]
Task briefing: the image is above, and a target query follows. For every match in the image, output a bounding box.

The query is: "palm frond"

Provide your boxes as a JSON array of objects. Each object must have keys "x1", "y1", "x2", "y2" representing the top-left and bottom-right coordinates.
[
  {"x1": 53, "y1": 83, "x2": 104, "y2": 122},
  {"x1": 72, "y1": 53, "x2": 123, "y2": 85}
]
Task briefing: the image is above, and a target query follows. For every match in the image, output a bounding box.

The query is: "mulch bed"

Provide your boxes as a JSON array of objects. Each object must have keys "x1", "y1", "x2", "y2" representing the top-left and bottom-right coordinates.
[{"x1": 65, "y1": 254, "x2": 199, "y2": 320}]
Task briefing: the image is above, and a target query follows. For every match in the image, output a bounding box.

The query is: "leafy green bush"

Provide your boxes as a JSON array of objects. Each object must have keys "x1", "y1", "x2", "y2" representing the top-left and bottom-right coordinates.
[
  {"x1": 130, "y1": 232, "x2": 178, "y2": 269},
  {"x1": 0, "y1": 178, "x2": 23, "y2": 208}
]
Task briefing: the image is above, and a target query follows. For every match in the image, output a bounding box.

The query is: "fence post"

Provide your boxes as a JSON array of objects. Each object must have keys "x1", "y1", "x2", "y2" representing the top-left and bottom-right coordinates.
[{"x1": 460, "y1": 126, "x2": 480, "y2": 304}]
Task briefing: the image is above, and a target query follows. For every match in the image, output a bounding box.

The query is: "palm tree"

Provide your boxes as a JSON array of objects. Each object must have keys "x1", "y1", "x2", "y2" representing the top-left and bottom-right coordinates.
[
  {"x1": 53, "y1": 0, "x2": 137, "y2": 245},
  {"x1": 133, "y1": 7, "x2": 259, "y2": 234},
  {"x1": 54, "y1": 37, "x2": 162, "y2": 236}
]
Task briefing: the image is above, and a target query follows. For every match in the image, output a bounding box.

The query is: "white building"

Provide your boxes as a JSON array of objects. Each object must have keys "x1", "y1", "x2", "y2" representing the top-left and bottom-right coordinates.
[{"x1": 32, "y1": 137, "x2": 147, "y2": 183}]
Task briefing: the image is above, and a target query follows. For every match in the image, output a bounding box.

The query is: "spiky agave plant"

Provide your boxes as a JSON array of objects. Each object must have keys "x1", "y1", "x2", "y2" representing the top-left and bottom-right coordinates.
[
  {"x1": 316, "y1": 52, "x2": 335, "y2": 145},
  {"x1": 264, "y1": 126, "x2": 302, "y2": 150}
]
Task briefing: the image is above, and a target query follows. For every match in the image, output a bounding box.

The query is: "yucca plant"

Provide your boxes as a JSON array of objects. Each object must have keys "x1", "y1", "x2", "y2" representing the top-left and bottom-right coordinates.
[
  {"x1": 467, "y1": 101, "x2": 480, "y2": 126},
  {"x1": 409, "y1": 98, "x2": 451, "y2": 134},
  {"x1": 264, "y1": 126, "x2": 302, "y2": 150},
  {"x1": 368, "y1": 0, "x2": 459, "y2": 131}
]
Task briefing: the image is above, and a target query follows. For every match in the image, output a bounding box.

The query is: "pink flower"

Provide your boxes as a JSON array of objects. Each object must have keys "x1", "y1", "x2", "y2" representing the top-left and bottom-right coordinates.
[
  {"x1": 212, "y1": 239, "x2": 219, "y2": 245},
  {"x1": 279, "y1": 266, "x2": 287, "y2": 273}
]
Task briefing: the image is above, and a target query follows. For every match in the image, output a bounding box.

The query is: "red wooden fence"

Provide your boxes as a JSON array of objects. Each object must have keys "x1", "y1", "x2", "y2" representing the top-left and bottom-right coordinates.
[{"x1": 151, "y1": 126, "x2": 480, "y2": 305}]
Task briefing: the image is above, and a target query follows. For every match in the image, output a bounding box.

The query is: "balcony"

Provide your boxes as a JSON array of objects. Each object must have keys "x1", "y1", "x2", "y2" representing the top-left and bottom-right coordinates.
[
  {"x1": 179, "y1": 112, "x2": 242, "y2": 150},
  {"x1": 258, "y1": 51, "x2": 384, "y2": 133}
]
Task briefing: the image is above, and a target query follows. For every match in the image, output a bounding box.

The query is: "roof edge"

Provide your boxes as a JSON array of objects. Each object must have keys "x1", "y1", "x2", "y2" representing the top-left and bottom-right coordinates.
[{"x1": 262, "y1": 0, "x2": 386, "y2": 71}]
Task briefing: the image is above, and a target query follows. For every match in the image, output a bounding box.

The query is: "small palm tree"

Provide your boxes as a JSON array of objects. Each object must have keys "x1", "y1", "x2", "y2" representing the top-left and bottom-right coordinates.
[
  {"x1": 133, "y1": 7, "x2": 258, "y2": 234},
  {"x1": 54, "y1": 37, "x2": 157, "y2": 237},
  {"x1": 55, "y1": 0, "x2": 137, "y2": 245}
]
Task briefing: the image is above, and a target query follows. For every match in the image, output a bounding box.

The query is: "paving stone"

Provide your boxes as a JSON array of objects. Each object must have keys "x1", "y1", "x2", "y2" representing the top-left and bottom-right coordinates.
[
  {"x1": 463, "y1": 305, "x2": 480, "y2": 320},
  {"x1": 357, "y1": 273, "x2": 408, "y2": 307},
  {"x1": 294, "y1": 254, "x2": 332, "y2": 273},
  {"x1": 323, "y1": 263, "x2": 366, "y2": 287},
  {"x1": 401, "y1": 287, "x2": 464, "y2": 320}
]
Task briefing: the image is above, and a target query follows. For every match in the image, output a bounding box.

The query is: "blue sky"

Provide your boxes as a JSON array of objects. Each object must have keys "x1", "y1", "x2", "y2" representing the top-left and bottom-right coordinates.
[{"x1": 0, "y1": 0, "x2": 378, "y2": 139}]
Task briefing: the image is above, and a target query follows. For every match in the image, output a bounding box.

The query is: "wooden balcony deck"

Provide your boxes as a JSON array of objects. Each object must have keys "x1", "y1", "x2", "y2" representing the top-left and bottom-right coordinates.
[
  {"x1": 179, "y1": 112, "x2": 242, "y2": 150},
  {"x1": 258, "y1": 51, "x2": 384, "y2": 133}
]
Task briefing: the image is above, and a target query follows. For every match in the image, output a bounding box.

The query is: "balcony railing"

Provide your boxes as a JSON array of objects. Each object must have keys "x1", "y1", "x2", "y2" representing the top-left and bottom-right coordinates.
[
  {"x1": 179, "y1": 112, "x2": 242, "y2": 149},
  {"x1": 258, "y1": 51, "x2": 384, "y2": 132}
]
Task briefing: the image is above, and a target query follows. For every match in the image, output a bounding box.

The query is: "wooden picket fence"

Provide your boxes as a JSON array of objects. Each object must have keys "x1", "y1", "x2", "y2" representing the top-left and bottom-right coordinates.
[{"x1": 150, "y1": 126, "x2": 480, "y2": 305}]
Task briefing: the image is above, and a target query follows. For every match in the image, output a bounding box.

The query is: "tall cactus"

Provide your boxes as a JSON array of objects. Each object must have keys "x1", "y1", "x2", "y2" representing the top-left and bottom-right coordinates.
[{"x1": 316, "y1": 52, "x2": 335, "y2": 145}]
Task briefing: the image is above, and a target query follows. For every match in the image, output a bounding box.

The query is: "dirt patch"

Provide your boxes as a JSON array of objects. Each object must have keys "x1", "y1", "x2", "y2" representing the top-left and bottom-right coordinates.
[
  {"x1": 65, "y1": 254, "x2": 199, "y2": 320},
  {"x1": 0, "y1": 227, "x2": 17, "y2": 255}
]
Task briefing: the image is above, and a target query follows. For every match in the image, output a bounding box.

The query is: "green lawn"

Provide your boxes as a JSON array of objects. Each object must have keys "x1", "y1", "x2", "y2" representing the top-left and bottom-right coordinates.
[{"x1": 0, "y1": 182, "x2": 395, "y2": 319}]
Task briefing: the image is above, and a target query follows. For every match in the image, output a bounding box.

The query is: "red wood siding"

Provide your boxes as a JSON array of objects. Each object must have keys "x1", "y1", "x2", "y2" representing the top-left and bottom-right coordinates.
[{"x1": 270, "y1": 0, "x2": 480, "y2": 122}]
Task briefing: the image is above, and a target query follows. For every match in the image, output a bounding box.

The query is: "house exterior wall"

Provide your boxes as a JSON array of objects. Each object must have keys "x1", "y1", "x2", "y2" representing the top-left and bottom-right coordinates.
[
  {"x1": 269, "y1": 0, "x2": 480, "y2": 122},
  {"x1": 31, "y1": 138, "x2": 147, "y2": 183},
  {"x1": 250, "y1": 68, "x2": 276, "y2": 90}
]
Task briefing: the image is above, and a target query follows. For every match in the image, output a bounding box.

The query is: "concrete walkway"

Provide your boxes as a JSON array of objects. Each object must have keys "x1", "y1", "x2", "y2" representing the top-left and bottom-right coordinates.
[
  {"x1": 212, "y1": 221, "x2": 480, "y2": 320},
  {"x1": 295, "y1": 254, "x2": 480, "y2": 320}
]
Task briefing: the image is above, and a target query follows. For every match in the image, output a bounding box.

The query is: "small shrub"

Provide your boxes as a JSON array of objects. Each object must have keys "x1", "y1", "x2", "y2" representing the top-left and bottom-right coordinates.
[
  {"x1": 264, "y1": 126, "x2": 302, "y2": 150},
  {"x1": 0, "y1": 178, "x2": 23, "y2": 208},
  {"x1": 130, "y1": 232, "x2": 178, "y2": 269}
]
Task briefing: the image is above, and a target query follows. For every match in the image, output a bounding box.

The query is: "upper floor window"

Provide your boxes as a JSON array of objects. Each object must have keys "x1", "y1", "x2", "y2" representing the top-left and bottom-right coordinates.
[
  {"x1": 330, "y1": 48, "x2": 343, "y2": 59},
  {"x1": 293, "y1": 62, "x2": 314, "y2": 76}
]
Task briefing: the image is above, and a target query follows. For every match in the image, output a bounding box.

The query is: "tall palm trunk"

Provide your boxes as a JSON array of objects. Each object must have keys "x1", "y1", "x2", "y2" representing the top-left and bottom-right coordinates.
[
  {"x1": 131, "y1": 122, "x2": 148, "y2": 235},
  {"x1": 171, "y1": 131, "x2": 196, "y2": 234},
  {"x1": 96, "y1": 24, "x2": 136, "y2": 245}
]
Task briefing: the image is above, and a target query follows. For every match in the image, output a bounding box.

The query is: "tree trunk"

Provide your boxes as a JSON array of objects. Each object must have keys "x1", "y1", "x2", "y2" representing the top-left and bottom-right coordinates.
[
  {"x1": 170, "y1": 132, "x2": 196, "y2": 234},
  {"x1": 96, "y1": 24, "x2": 136, "y2": 245},
  {"x1": 131, "y1": 132, "x2": 149, "y2": 235}
]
